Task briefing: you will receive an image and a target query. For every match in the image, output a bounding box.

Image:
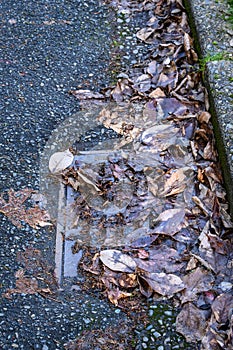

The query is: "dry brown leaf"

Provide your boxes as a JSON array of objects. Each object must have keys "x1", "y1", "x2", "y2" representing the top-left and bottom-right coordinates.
[
  {"x1": 25, "y1": 206, "x2": 52, "y2": 229},
  {"x1": 137, "y1": 275, "x2": 153, "y2": 298},
  {"x1": 135, "y1": 244, "x2": 184, "y2": 274},
  {"x1": 152, "y1": 208, "x2": 186, "y2": 235},
  {"x1": 0, "y1": 189, "x2": 51, "y2": 229},
  {"x1": 4, "y1": 269, "x2": 39, "y2": 298},
  {"x1": 198, "y1": 111, "x2": 211, "y2": 124},
  {"x1": 69, "y1": 89, "x2": 105, "y2": 100},
  {"x1": 100, "y1": 250, "x2": 136, "y2": 273},
  {"x1": 159, "y1": 167, "x2": 192, "y2": 197},
  {"x1": 176, "y1": 303, "x2": 207, "y2": 342},
  {"x1": 49, "y1": 149, "x2": 74, "y2": 173},
  {"x1": 110, "y1": 79, "x2": 133, "y2": 102},
  {"x1": 140, "y1": 271, "x2": 184, "y2": 297},
  {"x1": 107, "y1": 288, "x2": 132, "y2": 306},
  {"x1": 181, "y1": 267, "x2": 215, "y2": 304},
  {"x1": 133, "y1": 74, "x2": 151, "y2": 93},
  {"x1": 136, "y1": 27, "x2": 155, "y2": 42},
  {"x1": 149, "y1": 87, "x2": 166, "y2": 98},
  {"x1": 211, "y1": 293, "x2": 233, "y2": 324}
]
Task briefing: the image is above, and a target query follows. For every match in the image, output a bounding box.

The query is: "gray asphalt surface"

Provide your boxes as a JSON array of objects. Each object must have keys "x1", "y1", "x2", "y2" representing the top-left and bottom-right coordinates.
[{"x1": 0, "y1": 1, "x2": 132, "y2": 348}]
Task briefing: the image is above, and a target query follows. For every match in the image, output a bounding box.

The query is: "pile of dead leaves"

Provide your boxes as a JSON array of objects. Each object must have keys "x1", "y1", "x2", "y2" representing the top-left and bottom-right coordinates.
[
  {"x1": 3, "y1": 247, "x2": 58, "y2": 299},
  {"x1": 66, "y1": 0, "x2": 233, "y2": 349},
  {"x1": 64, "y1": 321, "x2": 135, "y2": 350},
  {"x1": 0, "y1": 188, "x2": 52, "y2": 229}
]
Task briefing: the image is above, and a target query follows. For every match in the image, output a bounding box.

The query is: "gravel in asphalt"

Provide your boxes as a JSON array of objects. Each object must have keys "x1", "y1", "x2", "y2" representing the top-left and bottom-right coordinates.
[{"x1": 0, "y1": 1, "x2": 133, "y2": 348}]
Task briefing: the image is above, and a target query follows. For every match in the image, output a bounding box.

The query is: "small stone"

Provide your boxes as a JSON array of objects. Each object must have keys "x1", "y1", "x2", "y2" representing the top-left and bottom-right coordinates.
[
  {"x1": 149, "y1": 309, "x2": 154, "y2": 316},
  {"x1": 83, "y1": 318, "x2": 91, "y2": 324},
  {"x1": 157, "y1": 346, "x2": 164, "y2": 350},
  {"x1": 142, "y1": 343, "x2": 147, "y2": 349},
  {"x1": 42, "y1": 345, "x2": 49, "y2": 350},
  {"x1": 146, "y1": 325, "x2": 153, "y2": 330},
  {"x1": 164, "y1": 310, "x2": 173, "y2": 316},
  {"x1": 153, "y1": 331, "x2": 161, "y2": 338},
  {"x1": 115, "y1": 309, "x2": 121, "y2": 314},
  {"x1": 143, "y1": 336, "x2": 149, "y2": 342}
]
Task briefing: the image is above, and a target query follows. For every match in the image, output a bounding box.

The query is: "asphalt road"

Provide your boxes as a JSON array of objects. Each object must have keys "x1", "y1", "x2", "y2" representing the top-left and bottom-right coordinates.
[{"x1": 0, "y1": 1, "x2": 131, "y2": 348}]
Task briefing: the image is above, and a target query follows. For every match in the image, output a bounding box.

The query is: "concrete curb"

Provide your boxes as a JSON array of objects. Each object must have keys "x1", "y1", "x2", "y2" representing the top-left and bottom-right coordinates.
[{"x1": 185, "y1": 0, "x2": 233, "y2": 216}]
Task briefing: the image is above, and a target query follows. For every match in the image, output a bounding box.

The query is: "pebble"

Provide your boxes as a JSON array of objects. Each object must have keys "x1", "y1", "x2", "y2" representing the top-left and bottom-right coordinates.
[
  {"x1": 42, "y1": 346, "x2": 49, "y2": 350},
  {"x1": 153, "y1": 331, "x2": 162, "y2": 338},
  {"x1": 164, "y1": 310, "x2": 173, "y2": 316},
  {"x1": 149, "y1": 309, "x2": 154, "y2": 316},
  {"x1": 115, "y1": 309, "x2": 121, "y2": 314},
  {"x1": 143, "y1": 336, "x2": 149, "y2": 342}
]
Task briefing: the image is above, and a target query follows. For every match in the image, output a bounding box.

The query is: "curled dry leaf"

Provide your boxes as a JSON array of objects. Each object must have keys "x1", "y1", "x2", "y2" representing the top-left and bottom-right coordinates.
[
  {"x1": 139, "y1": 271, "x2": 184, "y2": 297},
  {"x1": 0, "y1": 189, "x2": 51, "y2": 229},
  {"x1": 176, "y1": 302, "x2": 207, "y2": 342},
  {"x1": 100, "y1": 250, "x2": 136, "y2": 273},
  {"x1": 69, "y1": 89, "x2": 105, "y2": 100},
  {"x1": 159, "y1": 167, "x2": 191, "y2": 197},
  {"x1": 181, "y1": 267, "x2": 215, "y2": 304},
  {"x1": 211, "y1": 293, "x2": 233, "y2": 325},
  {"x1": 49, "y1": 149, "x2": 74, "y2": 174},
  {"x1": 107, "y1": 288, "x2": 132, "y2": 306},
  {"x1": 135, "y1": 244, "x2": 184, "y2": 274},
  {"x1": 152, "y1": 208, "x2": 186, "y2": 235},
  {"x1": 201, "y1": 294, "x2": 233, "y2": 350}
]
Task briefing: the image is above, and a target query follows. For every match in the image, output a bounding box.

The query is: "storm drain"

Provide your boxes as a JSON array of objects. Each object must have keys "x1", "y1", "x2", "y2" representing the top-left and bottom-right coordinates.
[
  {"x1": 41, "y1": 104, "x2": 193, "y2": 285},
  {"x1": 54, "y1": 124, "x2": 124, "y2": 284}
]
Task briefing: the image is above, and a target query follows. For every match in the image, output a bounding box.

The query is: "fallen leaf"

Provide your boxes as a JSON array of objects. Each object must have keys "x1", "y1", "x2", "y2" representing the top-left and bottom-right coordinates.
[
  {"x1": 152, "y1": 208, "x2": 186, "y2": 235},
  {"x1": 107, "y1": 288, "x2": 132, "y2": 306},
  {"x1": 211, "y1": 293, "x2": 233, "y2": 325},
  {"x1": 176, "y1": 303, "x2": 207, "y2": 342},
  {"x1": 0, "y1": 189, "x2": 51, "y2": 229},
  {"x1": 135, "y1": 244, "x2": 184, "y2": 274},
  {"x1": 159, "y1": 167, "x2": 192, "y2": 197},
  {"x1": 100, "y1": 250, "x2": 136, "y2": 273},
  {"x1": 133, "y1": 74, "x2": 151, "y2": 93},
  {"x1": 136, "y1": 27, "x2": 155, "y2": 42},
  {"x1": 149, "y1": 87, "x2": 166, "y2": 98},
  {"x1": 140, "y1": 271, "x2": 184, "y2": 297},
  {"x1": 49, "y1": 149, "x2": 74, "y2": 173},
  {"x1": 69, "y1": 89, "x2": 105, "y2": 100},
  {"x1": 4, "y1": 269, "x2": 39, "y2": 298},
  {"x1": 181, "y1": 267, "x2": 215, "y2": 304}
]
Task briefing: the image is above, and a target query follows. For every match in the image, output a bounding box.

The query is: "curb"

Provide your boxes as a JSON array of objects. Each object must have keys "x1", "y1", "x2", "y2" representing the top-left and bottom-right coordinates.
[{"x1": 185, "y1": 0, "x2": 233, "y2": 216}]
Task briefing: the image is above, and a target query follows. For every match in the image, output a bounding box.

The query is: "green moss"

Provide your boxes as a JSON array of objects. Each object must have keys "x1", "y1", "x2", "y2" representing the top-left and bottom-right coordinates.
[
  {"x1": 199, "y1": 51, "x2": 228, "y2": 71},
  {"x1": 227, "y1": 0, "x2": 233, "y2": 24}
]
